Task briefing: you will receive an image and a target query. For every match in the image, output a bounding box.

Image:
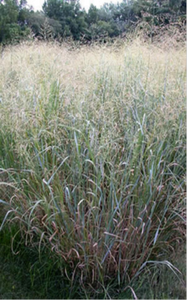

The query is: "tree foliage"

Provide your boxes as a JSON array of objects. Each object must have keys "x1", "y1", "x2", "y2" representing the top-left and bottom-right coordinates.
[{"x1": 0, "y1": 0, "x2": 186, "y2": 44}]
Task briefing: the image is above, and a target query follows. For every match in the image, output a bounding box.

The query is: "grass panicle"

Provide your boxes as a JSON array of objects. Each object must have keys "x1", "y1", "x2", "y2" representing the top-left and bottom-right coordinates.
[{"x1": 0, "y1": 40, "x2": 186, "y2": 298}]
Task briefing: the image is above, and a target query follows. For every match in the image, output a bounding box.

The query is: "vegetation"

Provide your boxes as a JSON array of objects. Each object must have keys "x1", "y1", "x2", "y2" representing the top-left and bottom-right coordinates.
[
  {"x1": 0, "y1": 0, "x2": 186, "y2": 44},
  {"x1": 0, "y1": 40, "x2": 186, "y2": 298}
]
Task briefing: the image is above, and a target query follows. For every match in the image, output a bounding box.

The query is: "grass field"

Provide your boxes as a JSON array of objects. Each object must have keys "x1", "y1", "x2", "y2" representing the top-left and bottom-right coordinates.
[{"x1": 0, "y1": 40, "x2": 186, "y2": 299}]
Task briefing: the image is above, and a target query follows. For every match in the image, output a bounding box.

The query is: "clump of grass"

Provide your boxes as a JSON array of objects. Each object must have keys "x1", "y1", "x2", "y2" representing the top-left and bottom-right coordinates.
[{"x1": 0, "y1": 40, "x2": 186, "y2": 297}]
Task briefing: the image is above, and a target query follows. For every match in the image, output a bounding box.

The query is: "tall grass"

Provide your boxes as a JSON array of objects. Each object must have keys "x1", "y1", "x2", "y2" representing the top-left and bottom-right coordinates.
[{"x1": 0, "y1": 40, "x2": 186, "y2": 297}]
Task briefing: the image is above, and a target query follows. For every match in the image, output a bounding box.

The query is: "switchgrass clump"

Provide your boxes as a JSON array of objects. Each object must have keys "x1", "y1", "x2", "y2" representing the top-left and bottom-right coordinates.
[{"x1": 0, "y1": 40, "x2": 186, "y2": 298}]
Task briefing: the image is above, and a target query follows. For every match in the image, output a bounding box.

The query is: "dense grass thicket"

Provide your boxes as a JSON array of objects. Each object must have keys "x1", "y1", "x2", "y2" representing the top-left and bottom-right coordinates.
[{"x1": 0, "y1": 41, "x2": 186, "y2": 298}]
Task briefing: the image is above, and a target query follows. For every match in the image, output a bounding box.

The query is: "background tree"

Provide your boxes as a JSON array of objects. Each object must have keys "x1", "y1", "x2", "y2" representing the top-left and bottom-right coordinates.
[
  {"x1": 0, "y1": 0, "x2": 186, "y2": 44},
  {"x1": 43, "y1": 0, "x2": 87, "y2": 40},
  {"x1": 0, "y1": 0, "x2": 29, "y2": 43}
]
